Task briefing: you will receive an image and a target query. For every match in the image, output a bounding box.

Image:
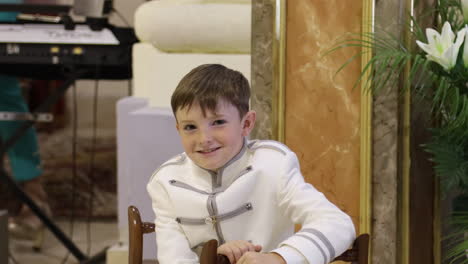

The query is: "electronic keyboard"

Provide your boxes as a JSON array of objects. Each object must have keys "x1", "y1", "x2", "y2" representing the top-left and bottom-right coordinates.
[{"x1": 0, "y1": 23, "x2": 137, "y2": 80}]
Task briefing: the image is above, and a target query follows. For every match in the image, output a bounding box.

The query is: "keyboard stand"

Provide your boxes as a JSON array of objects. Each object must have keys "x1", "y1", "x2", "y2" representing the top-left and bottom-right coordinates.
[{"x1": 0, "y1": 70, "x2": 107, "y2": 263}]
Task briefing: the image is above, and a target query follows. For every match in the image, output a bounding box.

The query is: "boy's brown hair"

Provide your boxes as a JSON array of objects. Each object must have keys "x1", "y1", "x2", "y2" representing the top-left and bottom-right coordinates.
[{"x1": 171, "y1": 64, "x2": 250, "y2": 118}]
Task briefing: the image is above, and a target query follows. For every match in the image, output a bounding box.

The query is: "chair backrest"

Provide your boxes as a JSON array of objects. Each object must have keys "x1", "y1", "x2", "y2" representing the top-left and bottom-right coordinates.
[
  {"x1": 128, "y1": 205, "x2": 221, "y2": 264},
  {"x1": 332, "y1": 234, "x2": 370, "y2": 264},
  {"x1": 128, "y1": 205, "x2": 369, "y2": 264},
  {"x1": 128, "y1": 205, "x2": 156, "y2": 264}
]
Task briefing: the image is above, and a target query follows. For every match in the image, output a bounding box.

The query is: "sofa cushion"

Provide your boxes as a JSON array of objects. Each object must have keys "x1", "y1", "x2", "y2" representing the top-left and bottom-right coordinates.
[
  {"x1": 132, "y1": 43, "x2": 251, "y2": 108},
  {"x1": 134, "y1": 0, "x2": 251, "y2": 53}
]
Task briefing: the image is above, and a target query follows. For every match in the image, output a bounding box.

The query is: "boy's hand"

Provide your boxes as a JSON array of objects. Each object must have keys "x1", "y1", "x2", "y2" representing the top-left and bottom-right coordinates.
[
  {"x1": 237, "y1": 252, "x2": 286, "y2": 264},
  {"x1": 217, "y1": 240, "x2": 262, "y2": 264}
]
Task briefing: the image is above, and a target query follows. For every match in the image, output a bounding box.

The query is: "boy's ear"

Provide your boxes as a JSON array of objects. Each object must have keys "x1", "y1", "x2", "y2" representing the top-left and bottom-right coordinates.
[{"x1": 241, "y1": 110, "x2": 256, "y2": 137}]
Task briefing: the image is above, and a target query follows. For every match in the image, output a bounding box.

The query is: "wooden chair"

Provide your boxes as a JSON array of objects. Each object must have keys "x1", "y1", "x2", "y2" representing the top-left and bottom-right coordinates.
[
  {"x1": 128, "y1": 206, "x2": 157, "y2": 264},
  {"x1": 128, "y1": 205, "x2": 221, "y2": 264},
  {"x1": 332, "y1": 233, "x2": 369, "y2": 264},
  {"x1": 128, "y1": 205, "x2": 369, "y2": 264}
]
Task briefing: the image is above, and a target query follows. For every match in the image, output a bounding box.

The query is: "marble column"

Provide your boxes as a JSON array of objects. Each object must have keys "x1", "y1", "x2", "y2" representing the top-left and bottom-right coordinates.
[
  {"x1": 371, "y1": 0, "x2": 402, "y2": 263},
  {"x1": 251, "y1": 0, "x2": 275, "y2": 140}
]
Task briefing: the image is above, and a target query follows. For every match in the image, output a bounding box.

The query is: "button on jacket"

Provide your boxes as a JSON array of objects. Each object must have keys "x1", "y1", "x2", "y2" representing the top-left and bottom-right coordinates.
[{"x1": 147, "y1": 140, "x2": 356, "y2": 264}]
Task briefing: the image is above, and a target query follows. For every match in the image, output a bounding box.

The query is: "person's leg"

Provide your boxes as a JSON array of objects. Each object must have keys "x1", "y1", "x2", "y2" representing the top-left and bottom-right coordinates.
[
  {"x1": 0, "y1": 75, "x2": 43, "y2": 182},
  {"x1": 1, "y1": 122, "x2": 43, "y2": 182},
  {"x1": 0, "y1": 75, "x2": 49, "y2": 250}
]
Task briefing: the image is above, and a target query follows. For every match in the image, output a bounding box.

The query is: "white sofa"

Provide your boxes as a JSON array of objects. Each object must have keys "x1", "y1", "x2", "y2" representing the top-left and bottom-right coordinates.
[
  {"x1": 132, "y1": 0, "x2": 252, "y2": 108},
  {"x1": 112, "y1": 0, "x2": 251, "y2": 262}
]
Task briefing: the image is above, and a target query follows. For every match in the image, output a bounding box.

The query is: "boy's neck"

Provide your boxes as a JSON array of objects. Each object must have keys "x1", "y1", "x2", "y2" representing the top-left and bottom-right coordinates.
[{"x1": 202, "y1": 137, "x2": 248, "y2": 174}]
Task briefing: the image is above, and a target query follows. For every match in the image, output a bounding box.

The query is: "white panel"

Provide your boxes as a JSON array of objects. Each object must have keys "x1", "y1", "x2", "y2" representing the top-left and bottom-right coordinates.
[
  {"x1": 132, "y1": 43, "x2": 251, "y2": 108},
  {"x1": 116, "y1": 97, "x2": 183, "y2": 259}
]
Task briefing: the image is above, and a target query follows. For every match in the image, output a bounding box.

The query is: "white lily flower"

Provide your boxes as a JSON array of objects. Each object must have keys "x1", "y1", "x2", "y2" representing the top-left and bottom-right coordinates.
[
  {"x1": 464, "y1": 25, "x2": 468, "y2": 67},
  {"x1": 416, "y1": 21, "x2": 466, "y2": 71},
  {"x1": 462, "y1": 0, "x2": 468, "y2": 23}
]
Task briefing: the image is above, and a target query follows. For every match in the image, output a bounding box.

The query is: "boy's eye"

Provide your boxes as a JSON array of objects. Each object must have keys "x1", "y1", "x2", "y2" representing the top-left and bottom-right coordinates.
[
  {"x1": 183, "y1": 124, "x2": 197, "y2": 131},
  {"x1": 213, "y1": 119, "x2": 227, "y2": 126}
]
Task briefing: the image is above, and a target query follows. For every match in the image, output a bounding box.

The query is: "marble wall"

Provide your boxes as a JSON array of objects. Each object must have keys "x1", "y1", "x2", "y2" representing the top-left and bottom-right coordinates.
[
  {"x1": 251, "y1": 0, "x2": 362, "y2": 231},
  {"x1": 252, "y1": 0, "x2": 362, "y2": 226},
  {"x1": 284, "y1": 0, "x2": 362, "y2": 229},
  {"x1": 250, "y1": 0, "x2": 407, "y2": 262}
]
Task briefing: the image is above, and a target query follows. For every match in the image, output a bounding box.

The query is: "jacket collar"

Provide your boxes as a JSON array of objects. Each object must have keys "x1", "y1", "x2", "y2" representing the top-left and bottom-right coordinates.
[{"x1": 190, "y1": 138, "x2": 251, "y2": 189}]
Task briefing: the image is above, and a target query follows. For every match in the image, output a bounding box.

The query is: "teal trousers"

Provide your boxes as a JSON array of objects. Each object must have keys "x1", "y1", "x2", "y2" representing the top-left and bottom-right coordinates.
[
  {"x1": 0, "y1": 1, "x2": 41, "y2": 182},
  {"x1": 0, "y1": 75, "x2": 42, "y2": 182}
]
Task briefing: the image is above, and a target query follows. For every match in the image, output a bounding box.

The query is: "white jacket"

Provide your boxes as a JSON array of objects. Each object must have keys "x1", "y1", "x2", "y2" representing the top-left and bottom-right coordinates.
[{"x1": 147, "y1": 140, "x2": 356, "y2": 264}]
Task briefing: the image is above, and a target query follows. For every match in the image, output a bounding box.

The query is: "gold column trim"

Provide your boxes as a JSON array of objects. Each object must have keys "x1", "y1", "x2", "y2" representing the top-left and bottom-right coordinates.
[
  {"x1": 272, "y1": 0, "x2": 286, "y2": 142},
  {"x1": 360, "y1": 0, "x2": 374, "y2": 241},
  {"x1": 360, "y1": 1, "x2": 374, "y2": 263},
  {"x1": 400, "y1": 76, "x2": 411, "y2": 264},
  {"x1": 400, "y1": 1, "x2": 414, "y2": 264}
]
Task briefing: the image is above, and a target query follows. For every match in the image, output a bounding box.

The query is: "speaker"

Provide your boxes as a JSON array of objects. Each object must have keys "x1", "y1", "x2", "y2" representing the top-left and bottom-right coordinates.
[{"x1": 73, "y1": 0, "x2": 112, "y2": 18}]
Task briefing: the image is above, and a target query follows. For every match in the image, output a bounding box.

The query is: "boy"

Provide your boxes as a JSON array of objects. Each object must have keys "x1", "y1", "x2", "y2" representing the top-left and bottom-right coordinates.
[{"x1": 147, "y1": 64, "x2": 355, "y2": 264}]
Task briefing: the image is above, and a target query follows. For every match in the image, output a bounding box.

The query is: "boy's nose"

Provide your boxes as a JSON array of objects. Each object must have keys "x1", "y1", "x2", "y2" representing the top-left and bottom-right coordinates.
[{"x1": 198, "y1": 129, "x2": 213, "y2": 144}]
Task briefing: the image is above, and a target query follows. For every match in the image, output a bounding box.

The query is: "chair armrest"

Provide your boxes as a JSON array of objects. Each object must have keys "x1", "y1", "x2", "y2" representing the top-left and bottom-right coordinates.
[{"x1": 141, "y1": 222, "x2": 155, "y2": 234}]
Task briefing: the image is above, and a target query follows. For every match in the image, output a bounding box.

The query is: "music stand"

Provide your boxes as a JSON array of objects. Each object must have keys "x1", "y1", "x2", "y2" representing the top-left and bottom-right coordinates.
[{"x1": 0, "y1": 69, "x2": 107, "y2": 264}]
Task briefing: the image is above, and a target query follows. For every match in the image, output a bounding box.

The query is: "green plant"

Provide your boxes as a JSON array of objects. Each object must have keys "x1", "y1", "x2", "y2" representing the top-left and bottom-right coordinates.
[
  {"x1": 446, "y1": 211, "x2": 468, "y2": 263},
  {"x1": 329, "y1": 0, "x2": 468, "y2": 262}
]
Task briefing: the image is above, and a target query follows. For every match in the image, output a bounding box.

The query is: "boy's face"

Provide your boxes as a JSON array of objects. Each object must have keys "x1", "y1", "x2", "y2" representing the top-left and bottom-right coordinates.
[{"x1": 175, "y1": 100, "x2": 256, "y2": 172}]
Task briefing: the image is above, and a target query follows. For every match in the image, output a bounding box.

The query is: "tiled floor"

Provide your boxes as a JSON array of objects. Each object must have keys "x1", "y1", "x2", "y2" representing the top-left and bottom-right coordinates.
[{"x1": 8, "y1": 220, "x2": 119, "y2": 264}]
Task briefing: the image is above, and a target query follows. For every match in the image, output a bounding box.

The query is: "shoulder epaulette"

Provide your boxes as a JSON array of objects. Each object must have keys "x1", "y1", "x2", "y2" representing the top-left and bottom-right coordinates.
[
  {"x1": 247, "y1": 140, "x2": 289, "y2": 155},
  {"x1": 149, "y1": 153, "x2": 186, "y2": 182}
]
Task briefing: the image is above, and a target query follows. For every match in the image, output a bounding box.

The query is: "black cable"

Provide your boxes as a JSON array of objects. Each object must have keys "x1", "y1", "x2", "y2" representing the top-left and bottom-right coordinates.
[
  {"x1": 60, "y1": 80, "x2": 78, "y2": 264},
  {"x1": 111, "y1": 7, "x2": 131, "y2": 28},
  {"x1": 86, "y1": 64, "x2": 101, "y2": 255}
]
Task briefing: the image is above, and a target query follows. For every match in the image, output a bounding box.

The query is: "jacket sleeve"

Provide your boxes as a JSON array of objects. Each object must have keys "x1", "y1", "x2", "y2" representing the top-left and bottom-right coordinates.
[
  {"x1": 271, "y1": 152, "x2": 356, "y2": 264},
  {"x1": 147, "y1": 177, "x2": 199, "y2": 264}
]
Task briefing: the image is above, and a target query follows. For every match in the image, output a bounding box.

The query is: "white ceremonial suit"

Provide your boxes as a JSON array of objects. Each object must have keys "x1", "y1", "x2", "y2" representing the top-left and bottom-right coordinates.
[{"x1": 147, "y1": 139, "x2": 356, "y2": 264}]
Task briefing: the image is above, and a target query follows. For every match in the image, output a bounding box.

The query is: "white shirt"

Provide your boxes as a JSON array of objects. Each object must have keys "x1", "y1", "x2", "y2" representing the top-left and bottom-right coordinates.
[{"x1": 147, "y1": 140, "x2": 356, "y2": 264}]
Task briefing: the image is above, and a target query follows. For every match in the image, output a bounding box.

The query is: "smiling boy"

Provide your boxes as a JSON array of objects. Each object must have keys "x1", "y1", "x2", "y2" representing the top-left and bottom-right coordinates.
[
  {"x1": 147, "y1": 64, "x2": 355, "y2": 264},
  {"x1": 175, "y1": 100, "x2": 255, "y2": 172}
]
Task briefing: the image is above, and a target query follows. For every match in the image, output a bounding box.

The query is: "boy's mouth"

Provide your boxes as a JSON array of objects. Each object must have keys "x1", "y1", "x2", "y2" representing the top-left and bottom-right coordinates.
[{"x1": 197, "y1": 147, "x2": 221, "y2": 154}]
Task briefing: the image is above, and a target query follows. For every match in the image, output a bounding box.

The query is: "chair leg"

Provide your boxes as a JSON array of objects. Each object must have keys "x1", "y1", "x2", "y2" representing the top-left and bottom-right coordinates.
[
  {"x1": 357, "y1": 234, "x2": 370, "y2": 264},
  {"x1": 128, "y1": 206, "x2": 144, "y2": 264},
  {"x1": 200, "y1": 240, "x2": 218, "y2": 264}
]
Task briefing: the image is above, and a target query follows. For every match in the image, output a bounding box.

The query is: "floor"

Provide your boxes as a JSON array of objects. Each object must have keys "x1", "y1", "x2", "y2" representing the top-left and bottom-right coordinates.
[
  {"x1": 8, "y1": 219, "x2": 120, "y2": 264},
  {"x1": 5, "y1": 80, "x2": 127, "y2": 264}
]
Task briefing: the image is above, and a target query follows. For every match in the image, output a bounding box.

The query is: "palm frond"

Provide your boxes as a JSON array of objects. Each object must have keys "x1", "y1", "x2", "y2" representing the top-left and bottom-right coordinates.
[
  {"x1": 424, "y1": 131, "x2": 468, "y2": 196},
  {"x1": 437, "y1": 0, "x2": 465, "y2": 30},
  {"x1": 444, "y1": 211, "x2": 468, "y2": 264}
]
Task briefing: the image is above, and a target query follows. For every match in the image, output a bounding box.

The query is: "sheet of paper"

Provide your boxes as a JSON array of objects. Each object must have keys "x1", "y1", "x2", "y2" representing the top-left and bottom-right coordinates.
[{"x1": 0, "y1": 24, "x2": 119, "y2": 45}]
